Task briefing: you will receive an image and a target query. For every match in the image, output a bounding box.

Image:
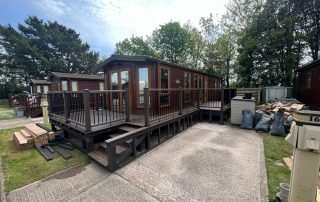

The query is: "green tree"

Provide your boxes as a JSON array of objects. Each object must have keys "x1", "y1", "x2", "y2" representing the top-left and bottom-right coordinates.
[
  {"x1": 149, "y1": 21, "x2": 188, "y2": 64},
  {"x1": 200, "y1": 14, "x2": 237, "y2": 87},
  {"x1": 115, "y1": 35, "x2": 157, "y2": 57},
  {"x1": 181, "y1": 22, "x2": 205, "y2": 69},
  {"x1": 298, "y1": 0, "x2": 320, "y2": 60},
  {"x1": 236, "y1": 0, "x2": 303, "y2": 87},
  {"x1": 0, "y1": 16, "x2": 99, "y2": 84}
]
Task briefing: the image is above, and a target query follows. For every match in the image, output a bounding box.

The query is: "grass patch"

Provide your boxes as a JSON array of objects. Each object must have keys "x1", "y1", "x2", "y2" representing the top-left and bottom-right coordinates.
[
  {"x1": 0, "y1": 106, "x2": 11, "y2": 111},
  {"x1": 0, "y1": 111, "x2": 17, "y2": 121},
  {"x1": 263, "y1": 135, "x2": 293, "y2": 199},
  {"x1": 0, "y1": 127, "x2": 89, "y2": 192}
]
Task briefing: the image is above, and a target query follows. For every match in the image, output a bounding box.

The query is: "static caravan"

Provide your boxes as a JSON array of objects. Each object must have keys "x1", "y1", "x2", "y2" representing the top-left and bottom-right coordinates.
[{"x1": 295, "y1": 60, "x2": 320, "y2": 110}]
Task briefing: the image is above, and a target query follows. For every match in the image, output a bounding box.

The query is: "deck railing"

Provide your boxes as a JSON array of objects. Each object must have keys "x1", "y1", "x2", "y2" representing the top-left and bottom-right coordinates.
[
  {"x1": 146, "y1": 88, "x2": 199, "y2": 124},
  {"x1": 198, "y1": 88, "x2": 236, "y2": 109},
  {"x1": 13, "y1": 93, "x2": 43, "y2": 118},
  {"x1": 48, "y1": 89, "x2": 128, "y2": 132},
  {"x1": 48, "y1": 88, "x2": 236, "y2": 131},
  {"x1": 144, "y1": 88, "x2": 203, "y2": 126}
]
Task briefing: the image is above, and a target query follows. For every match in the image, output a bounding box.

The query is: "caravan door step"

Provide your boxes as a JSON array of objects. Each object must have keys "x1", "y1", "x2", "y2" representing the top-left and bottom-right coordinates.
[
  {"x1": 98, "y1": 142, "x2": 130, "y2": 154},
  {"x1": 88, "y1": 149, "x2": 108, "y2": 167}
]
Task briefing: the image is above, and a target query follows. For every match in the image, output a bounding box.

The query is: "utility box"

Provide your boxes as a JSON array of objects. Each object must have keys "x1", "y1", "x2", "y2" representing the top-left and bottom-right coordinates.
[
  {"x1": 286, "y1": 110, "x2": 320, "y2": 202},
  {"x1": 231, "y1": 96, "x2": 256, "y2": 124}
]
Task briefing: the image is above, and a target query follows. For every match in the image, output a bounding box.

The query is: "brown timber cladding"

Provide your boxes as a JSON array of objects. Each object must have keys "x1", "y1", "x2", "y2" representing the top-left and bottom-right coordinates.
[
  {"x1": 296, "y1": 61, "x2": 320, "y2": 110},
  {"x1": 102, "y1": 59, "x2": 222, "y2": 115},
  {"x1": 50, "y1": 76, "x2": 103, "y2": 91}
]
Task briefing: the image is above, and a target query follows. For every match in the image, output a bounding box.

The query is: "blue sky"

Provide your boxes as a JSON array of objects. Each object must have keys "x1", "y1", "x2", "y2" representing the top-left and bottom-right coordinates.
[{"x1": 0, "y1": 0, "x2": 228, "y2": 57}]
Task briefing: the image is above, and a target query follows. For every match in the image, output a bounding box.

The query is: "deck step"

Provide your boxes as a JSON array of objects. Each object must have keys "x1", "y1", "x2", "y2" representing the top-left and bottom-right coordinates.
[
  {"x1": 118, "y1": 125, "x2": 139, "y2": 132},
  {"x1": 20, "y1": 129, "x2": 32, "y2": 138},
  {"x1": 13, "y1": 132, "x2": 33, "y2": 150},
  {"x1": 88, "y1": 149, "x2": 109, "y2": 167},
  {"x1": 24, "y1": 123, "x2": 47, "y2": 138},
  {"x1": 20, "y1": 129, "x2": 34, "y2": 143},
  {"x1": 13, "y1": 132, "x2": 27, "y2": 144},
  {"x1": 99, "y1": 142, "x2": 130, "y2": 154}
]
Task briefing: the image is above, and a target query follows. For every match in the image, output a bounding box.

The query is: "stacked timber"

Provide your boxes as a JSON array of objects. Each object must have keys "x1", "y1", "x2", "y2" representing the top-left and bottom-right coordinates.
[
  {"x1": 258, "y1": 100, "x2": 305, "y2": 116},
  {"x1": 13, "y1": 123, "x2": 55, "y2": 150}
]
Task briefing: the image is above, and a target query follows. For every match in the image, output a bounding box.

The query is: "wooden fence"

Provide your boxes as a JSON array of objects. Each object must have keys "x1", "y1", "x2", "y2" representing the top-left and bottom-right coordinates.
[{"x1": 236, "y1": 88, "x2": 261, "y2": 103}]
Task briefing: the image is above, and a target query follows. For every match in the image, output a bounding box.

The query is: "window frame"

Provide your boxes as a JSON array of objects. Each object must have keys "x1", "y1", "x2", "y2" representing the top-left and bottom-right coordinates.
[
  {"x1": 306, "y1": 72, "x2": 312, "y2": 89},
  {"x1": 99, "y1": 82, "x2": 104, "y2": 90},
  {"x1": 43, "y1": 85, "x2": 49, "y2": 94},
  {"x1": 159, "y1": 67, "x2": 170, "y2": 107},
  {"x1": 61, "y1": 80, "x2": 68, "y2": 91},
  {"x1": 36, "y1": 85, "x2": 41, "y2": 93},
  {"x1": 137, "y1": 67, "x2": 149, "y2": 107},
  {"x1": 71, "y1": 80, "x2": 78, "y2": 91},
  {"x1": 184, "y1": 72, "x2": 191, "y2": 102},
  {"x1": 109, "y1": 68, "x2": 130, "y2": 112}
]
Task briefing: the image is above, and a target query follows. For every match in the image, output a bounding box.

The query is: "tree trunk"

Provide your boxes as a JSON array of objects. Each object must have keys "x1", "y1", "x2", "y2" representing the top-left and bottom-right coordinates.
[{"x1": 226, "y1": 59, "x2": 230, "y2": 88}]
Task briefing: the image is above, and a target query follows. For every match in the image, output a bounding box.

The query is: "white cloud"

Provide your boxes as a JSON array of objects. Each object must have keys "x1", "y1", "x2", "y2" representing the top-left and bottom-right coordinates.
[
  {"x1": 36, "y1": 0, "x2": 66, "y2": 16},
  {"x1": 33, "y1": 0, "x2": 228, "y2": 56}
]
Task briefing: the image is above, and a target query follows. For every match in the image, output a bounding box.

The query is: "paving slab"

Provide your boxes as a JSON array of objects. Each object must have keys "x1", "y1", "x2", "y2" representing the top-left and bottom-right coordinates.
[
  {"x1": 0, "y1": 117, "x2": 43, "y2": 130},
  {"x1": 7, "y1": 163, "x2": 109, "y2": 202},
  {"x1": 68, "y1": 174, "x2": 159, "y2": 202},
  {"x1": 116, "y1": 123, "x2": 268, "y2": 202}
]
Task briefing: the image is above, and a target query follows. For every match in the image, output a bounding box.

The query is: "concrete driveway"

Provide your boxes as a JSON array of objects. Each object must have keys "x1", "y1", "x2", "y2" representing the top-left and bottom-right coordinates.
[{"x1": 7, "y1": 123, "x2": 268, "y2": 202}]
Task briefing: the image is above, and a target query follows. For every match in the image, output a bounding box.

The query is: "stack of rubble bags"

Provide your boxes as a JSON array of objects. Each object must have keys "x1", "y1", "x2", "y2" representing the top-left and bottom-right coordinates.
[
  {"x1": 13, "y1": 123, "x2": 55, "y2": 150},
  {"x1": 240, "y1": 98, "x2": 304, "y2": 135}
]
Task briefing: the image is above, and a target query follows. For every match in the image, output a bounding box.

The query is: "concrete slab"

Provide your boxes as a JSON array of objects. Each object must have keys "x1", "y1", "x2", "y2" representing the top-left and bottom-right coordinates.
[
  {"x1": 0, "y1": 117, "x2": 43, "y2": 130},
  {"x1": 68, "y1": 174, "x2": 159, "y2": 202},
  {"x1": 6, "y1": 123, "x2": 268, "y2": 202},
  {"x1": 116, "y1": 123, "x2": 268, "y2": 202},
  {"x1": 7, "y1": 163, "x2": 110, "y2": 202}
]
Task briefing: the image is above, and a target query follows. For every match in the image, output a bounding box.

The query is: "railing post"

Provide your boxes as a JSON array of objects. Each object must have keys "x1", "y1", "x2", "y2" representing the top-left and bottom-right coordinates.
[
  {"x1": 221, "y1": 87, "x2": 225, "y2": 110},
  {"x1": 47, "y1": 93, "x2": 52, "y2": 115},
  {"x1": 144, "y1": 87, "x2": 150, "y2": 127},
  {"x1": 125, "y1": 89, "x2": 130, "y2": 122},
  {"x1": 63, "y1": 91, "x2": 70, "y2": 123},
  {"x1": 106, "y1": 142, "x2": 118, "y2": 171},
  {"x1": 179, "y1": 87, "x2": 183, "y2": 115},
  {"x1": 83, "y1": 89, "x2": 91, "y2": 132},
  {"x1": 196, "y1": 89, "x2": 200, "y2": 109}
]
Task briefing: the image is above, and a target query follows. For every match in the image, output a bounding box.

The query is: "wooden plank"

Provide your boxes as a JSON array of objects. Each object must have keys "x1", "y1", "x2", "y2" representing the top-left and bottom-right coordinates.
[
  {"x1": 283, "y1": 157, "x2": 293, "y2": 170},
  {"x1": 20, "y1": 129, "x2": 32, "y2": 139},
  {"x1": 88, "y1": 149, "x2": 108, "y2": 167},
  {"x1": 119, "y1": 125, "x2": 139, "y2": 132},
  {"x1": 13, "y1": 132, "x2": 27, "y2": 144},
  {"x1": 24, "y1": 123, "x2": 47, "y2": 137},
  {"x1": 52, "y1": 146, "x2": 73, "y2": 159},
  {"x1": 38, "y1": 147, "x2": 53, "y2": 161}
]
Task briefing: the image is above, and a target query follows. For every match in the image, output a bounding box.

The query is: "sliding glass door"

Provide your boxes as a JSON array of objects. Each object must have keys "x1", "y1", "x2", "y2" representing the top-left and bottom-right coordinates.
[{"x1": 110, "y1": 70, "x2": 129, "y2": 111}]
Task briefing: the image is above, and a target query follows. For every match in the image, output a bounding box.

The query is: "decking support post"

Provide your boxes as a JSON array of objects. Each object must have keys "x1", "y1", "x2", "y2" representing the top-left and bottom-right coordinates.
[
  {"x1": 83, "y1": 89, "x2": 91, "y2": 132},
  {"x1": 125, "y1": 89, "x2": 130, "y2": 122},
  {"x1": 106, "y1": 143, "x2": 118, "y2": 171},
  {"x1": 179, "y1": 87, "x2": 183, "y2": 115},
  {"x1": 63, "y1": 91, "x2": 70, "y2": 123},
  {"x1": 196, "y1": 88, "x2": 200, "y2": 109},
  {"x1": 146, "y1": 131, "x2": 151, "y2": 149},
  {"x1": 220, "y1": 87, "x2": 225, "y2": 125},
  {"x1": 47, "y1": 93, "x2": 52, "y2": 115},
  {"x1": 221, "y1": 87, "x2": 225, "y2": 110},
  {"x1": 144, "y1": 88, "x2": 150, "y2": 127}
]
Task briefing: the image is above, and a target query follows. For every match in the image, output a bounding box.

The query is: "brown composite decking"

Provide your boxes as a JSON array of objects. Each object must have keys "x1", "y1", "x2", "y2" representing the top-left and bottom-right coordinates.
[
  {"x1": 50, "y1": 109, "x2": 127, "y2": 132},
  {"x1": 199, "y1": 101, "x2": 231, "y2": 111},
  {"x1": 50, "y1": 101, "x2": 227, "y2": 133}
]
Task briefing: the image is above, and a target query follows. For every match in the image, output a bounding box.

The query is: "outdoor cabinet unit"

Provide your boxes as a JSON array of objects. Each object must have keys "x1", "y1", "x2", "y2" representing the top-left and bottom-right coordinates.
[{"x1": 231, "y1": 96, "x2": 256, "y2": 124}]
